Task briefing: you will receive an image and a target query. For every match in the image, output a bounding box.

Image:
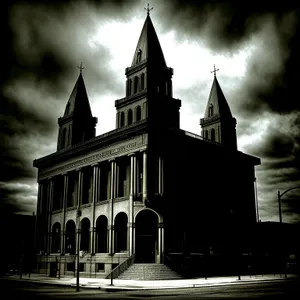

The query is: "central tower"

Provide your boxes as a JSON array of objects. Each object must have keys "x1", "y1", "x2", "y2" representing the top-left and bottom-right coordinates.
[{"x1": 115, "y1": 12, "x2": 181, "y2": 130}]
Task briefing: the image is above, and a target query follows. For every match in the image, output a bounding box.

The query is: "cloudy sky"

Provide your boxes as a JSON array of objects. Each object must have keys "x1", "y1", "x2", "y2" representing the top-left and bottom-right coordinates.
[{"x1": 1, "y1": 0, "x2": 299, "y2": 224}]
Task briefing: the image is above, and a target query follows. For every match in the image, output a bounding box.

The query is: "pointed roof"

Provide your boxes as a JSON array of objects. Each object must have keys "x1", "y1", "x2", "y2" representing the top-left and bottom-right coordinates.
[
  {"x1": 204, "y1": 76, "x2": 233, "y2": 119},
  {"x1": 131, "y1": 15, "x2": 166, "y2": 67},
  {"x1": 63, "y1": 73, "x2": 93, "y2": 118}
]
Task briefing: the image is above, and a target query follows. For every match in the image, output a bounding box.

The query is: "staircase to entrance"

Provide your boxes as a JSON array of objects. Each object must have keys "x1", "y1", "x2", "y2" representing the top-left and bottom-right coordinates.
[{"x1": 117, "y1": 263, "x2": 183, "y2": 280}]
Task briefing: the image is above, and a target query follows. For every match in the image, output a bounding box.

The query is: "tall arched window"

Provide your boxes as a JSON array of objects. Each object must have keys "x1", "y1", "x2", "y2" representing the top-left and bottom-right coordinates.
[
  {"x1": 136, "y1": 106, "x2": 141, "y2": 121},
  {"x1": 65, "y1": 220, "x2": 76, "y2": 254},
  {"x1": 141, "y1": 73, "x2": 145, "y2": 90},
  {"x1": 51, "y1": 223, "x2": 61, "y2": 253},
  {"x1": 209, "y1": 104, "x2": 214, "y2": 117},
  {"x1": 211, "y1": 128, "x2": 215, "y2": 142},
  {"x1": 120, "y1": 112, "x2": 125, "y2": 127},
  {"x1": 96, "y1": 215, "x2": 108, "y2": 253},
  {"x1": 61, "y1": 128, "x2": 67, "y2": 148},
  {"x1": 134, "y1": 76, "x2": 139, "y2": 94},
  {"x1": 80, "y1": 218, "x2": 90, "y2": 252},
  {"x1": 136, "y1": 49, "x2": 142, "y2": 63},
  {"x1": 128, "y1": 109, "x2": 133, "y2": 125},
  {"x1": 114, "y1": 212, "x2": 128, "y2": 253},
  {"x1": 128, "y1": 79, "x2": 132, "y2": 96}
]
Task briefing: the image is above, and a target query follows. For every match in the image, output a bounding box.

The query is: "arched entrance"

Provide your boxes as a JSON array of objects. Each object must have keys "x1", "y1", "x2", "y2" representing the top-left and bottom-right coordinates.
[{"x1": 135, "y1": 209, "x2": 159, "y2": 263}]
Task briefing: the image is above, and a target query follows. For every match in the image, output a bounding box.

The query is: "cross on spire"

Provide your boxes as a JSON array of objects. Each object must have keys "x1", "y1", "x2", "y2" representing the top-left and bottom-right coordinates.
[
  {"x1": 144, "y1": 3, "x2": 153, "y2": 16},
  {"x1": 211, "y1": 64, "x2": 219, "y2": 77},
  {"x1": 77, "y1": 62, "x2": 85, "y2": 74}
]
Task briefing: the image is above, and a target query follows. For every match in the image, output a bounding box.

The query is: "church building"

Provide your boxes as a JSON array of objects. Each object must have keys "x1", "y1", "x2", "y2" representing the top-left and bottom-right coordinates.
[{"x1": 33, "y1": 11, "x2": 260, "y2": 278}]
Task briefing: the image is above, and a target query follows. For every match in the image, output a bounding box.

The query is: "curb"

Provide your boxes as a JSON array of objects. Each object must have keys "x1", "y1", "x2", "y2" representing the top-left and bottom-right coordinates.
[{"x1": 1, "y1": 275, "x2": 297, "y2": 291}]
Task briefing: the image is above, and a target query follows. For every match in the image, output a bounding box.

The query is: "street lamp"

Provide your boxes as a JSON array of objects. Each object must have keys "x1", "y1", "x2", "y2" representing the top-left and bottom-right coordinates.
[
  {"x1": 277, "y1": 186, "x2": 300, "y2": 278},
  {"x1": 76, "y1": 208, "x2": 81, "y2": 292},
  {"x1": 277, "y1": 186, "x2": 300, "y2": 223}
]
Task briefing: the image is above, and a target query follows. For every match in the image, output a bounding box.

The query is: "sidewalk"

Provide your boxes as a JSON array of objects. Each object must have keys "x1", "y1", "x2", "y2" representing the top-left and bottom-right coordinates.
[{"x1": 2, "y1": 273, "x2": 298, "y2": 291}]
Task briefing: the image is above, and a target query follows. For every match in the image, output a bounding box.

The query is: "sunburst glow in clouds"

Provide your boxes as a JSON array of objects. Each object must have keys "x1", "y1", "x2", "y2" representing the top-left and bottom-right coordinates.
[{"x1": 1, "y1": 0, "x2": 299, "y2": 224}]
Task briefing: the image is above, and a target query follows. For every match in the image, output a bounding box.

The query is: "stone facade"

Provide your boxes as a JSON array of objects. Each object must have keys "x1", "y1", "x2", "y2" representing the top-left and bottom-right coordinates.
[{"x1": 33, "y1": 13, "x2": 260, "y2": 278}]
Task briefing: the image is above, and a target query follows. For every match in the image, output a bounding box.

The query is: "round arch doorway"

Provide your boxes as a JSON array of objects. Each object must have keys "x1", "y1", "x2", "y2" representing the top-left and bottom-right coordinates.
[{"x1": 135, "y1": 209, "x2": 159, "y2": 263}]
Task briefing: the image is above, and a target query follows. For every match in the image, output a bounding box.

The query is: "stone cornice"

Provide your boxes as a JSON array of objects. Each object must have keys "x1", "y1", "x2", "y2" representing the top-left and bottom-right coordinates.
[
  {"x1": 115, "y1": 91, "x2": 147, "y2": 108},
  {"x1": 33, "y1": 120, "x2": 148, "y2": 169},
  {"x1": 38, "y1": 135, "x2": 147, "y2": 180}
]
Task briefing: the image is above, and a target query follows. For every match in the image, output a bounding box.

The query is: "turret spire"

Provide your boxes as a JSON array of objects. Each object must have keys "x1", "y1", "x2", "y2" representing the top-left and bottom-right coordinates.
[
  {"x1": 200, "y1": 71, "x2": 237, "y2": 150},
  {"x1": 57, "y1": 69, "x2": 97, "y2": 150}
]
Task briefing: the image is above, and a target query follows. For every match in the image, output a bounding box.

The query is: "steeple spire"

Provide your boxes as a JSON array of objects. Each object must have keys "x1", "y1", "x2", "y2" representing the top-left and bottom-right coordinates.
[
  {"x1": 200, "y1": 71, "x2": 237, "y2": 150},
  {"x1": 57, "y1": 69, "x2": 97, "y2": 151},
  {"x1": 115, "y1": 11, "x2": 181, "y2": 131}
]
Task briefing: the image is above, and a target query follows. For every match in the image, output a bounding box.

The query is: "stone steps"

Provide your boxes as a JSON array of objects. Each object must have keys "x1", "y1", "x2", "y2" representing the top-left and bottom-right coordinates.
[{"x1": 117, "y1": 263, "x2": 182, "y2": 280}]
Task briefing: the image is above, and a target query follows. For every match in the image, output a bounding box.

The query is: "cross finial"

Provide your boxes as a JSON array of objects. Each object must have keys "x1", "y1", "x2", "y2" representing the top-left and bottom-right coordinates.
[
  {"x1": 144, "y1": 3, "x2": 153, "y2": 16},
  {"x1": 211, "y1": 64, "x2": 219, "y2": 77},
  {"x1": 77, "y1": 62, "x2": 85, "y2": 74}
]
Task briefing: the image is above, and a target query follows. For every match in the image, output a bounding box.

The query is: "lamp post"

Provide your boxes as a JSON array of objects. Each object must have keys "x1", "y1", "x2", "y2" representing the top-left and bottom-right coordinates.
[
  {"x1": 277, "y1": 186, "x2": 300, "y2": 223},
  {"x1": 76, "y1": 208, "x2": 81, "y2": 292},
  {"x1": 277, "y1": 186, "x2": 300, "y2": 278}
]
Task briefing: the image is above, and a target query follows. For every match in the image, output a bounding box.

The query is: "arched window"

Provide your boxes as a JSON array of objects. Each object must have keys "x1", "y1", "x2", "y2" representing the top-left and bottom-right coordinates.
[
  {"x1": 114, "y1": 212, "x2": 128, "y2": 253},
  {"x1": 128, "y1": 79, "x2": 132, "y2": 96},
  {"x1": 205, "y1": 130, "x2": 208, "y2": 140},
  {"x1": 65, "y1": 220, "x2": 76, "y2": 254},
  {"x1": 51, "y1": 223, "x2": 61, "y2": 253},
  {"x1": 136, "y1": 49, "x2": 142, "y2": 63},
  {"x1": 134, "y1": 76, "x2": 139, "y2": 94},
  {"x1": 141, "y1": 73, "x2": 145, "y2": 90},
  {"x1": 127, "y1": 109, "x2": 133, "y2": 125},
  {"x1": 61, "y1": 128, "x2": 67, "y2": 148},
  {"x1": 120, "y1": 112, "x2": 125, "y2": 127},
  {"x1": 80, "y1": 218, "x2": 90, "y2": 252},
  {"x1": 209, "y1": 104, "x2": 214, "y2": 117},
  {"x1": 96, "y1": 215, "x2": 108, "y2": 253},
  {"x1": 136, "y1": 106, "x2": 141, "y2": 121},
  {"x1": 211, "y1": 128, "x2": 215, "y2": 142}
]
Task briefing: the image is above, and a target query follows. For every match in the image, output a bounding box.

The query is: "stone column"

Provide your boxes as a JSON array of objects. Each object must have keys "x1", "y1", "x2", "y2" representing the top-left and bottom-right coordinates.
[
  {"x1": 158, "y1": 223, "x2": 164, "y2": 263},
  {"x1": 91, "y1": 164, "x2": 99, "y2": 255},
  {"x1": 77, "y1": 169, "x2": 83, "y2": 207},
  {"x1": 61, "y1": 174, "x2": 68, "y2": 254},
  {"x1": 47, "y1": 178, "x2": 54, "y2": 255},
  {"x1": 133, "y1": 156, "x2": 137, "y2": 198},
  {"x1": 142, "y1": 151, "x2": 148, "y2": 203},
  {"x1": 129, "y1": 154, "x2": 135, "y2": 255},
  {"x1": 158, "y1": 157, "x2": 162, "y2": 194},
  {"x1": 35, "y1": 182, "x2": 43, "y2": 253},
  {"x1": 109, "y1": 160, "x2": 115, "y2": 255},
  {"x1": 76, "y1": 170, "x2": 83, "y2": 255}
]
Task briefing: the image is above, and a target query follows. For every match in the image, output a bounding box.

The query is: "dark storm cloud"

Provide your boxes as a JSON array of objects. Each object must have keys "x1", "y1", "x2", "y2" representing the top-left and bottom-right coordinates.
[
  {"x1": 158, "y1": 1, "x2": 300, "y2": 114},
  {"x1": 1, "y1": 0, "x2": 299, "y2": 222},
  {"x1": 1, "y1": 0, "x2": 141, "y2": 214}
]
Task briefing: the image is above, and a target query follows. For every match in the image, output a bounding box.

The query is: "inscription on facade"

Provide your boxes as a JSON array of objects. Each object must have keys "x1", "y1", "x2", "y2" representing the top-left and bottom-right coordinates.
[{"x1": 39, "y1": 138, "x2": 146, "y2": 180}]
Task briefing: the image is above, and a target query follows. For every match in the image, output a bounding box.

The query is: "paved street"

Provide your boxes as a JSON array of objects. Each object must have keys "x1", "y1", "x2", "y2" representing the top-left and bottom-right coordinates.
[{"x1": 1, "y1": 277, "x2": 299, "y2": 299}]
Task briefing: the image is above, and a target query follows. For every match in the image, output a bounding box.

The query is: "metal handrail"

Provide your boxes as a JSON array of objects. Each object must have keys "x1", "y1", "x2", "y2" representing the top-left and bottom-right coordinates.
[{"x1": 105, "y1": 253, "x2": 135, "y2": 279}]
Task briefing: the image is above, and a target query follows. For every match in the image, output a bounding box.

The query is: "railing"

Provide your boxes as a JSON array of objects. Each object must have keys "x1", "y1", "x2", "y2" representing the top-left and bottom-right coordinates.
[{"x1": 105, "y1": 253, "x2": 135, "y2": 279}]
